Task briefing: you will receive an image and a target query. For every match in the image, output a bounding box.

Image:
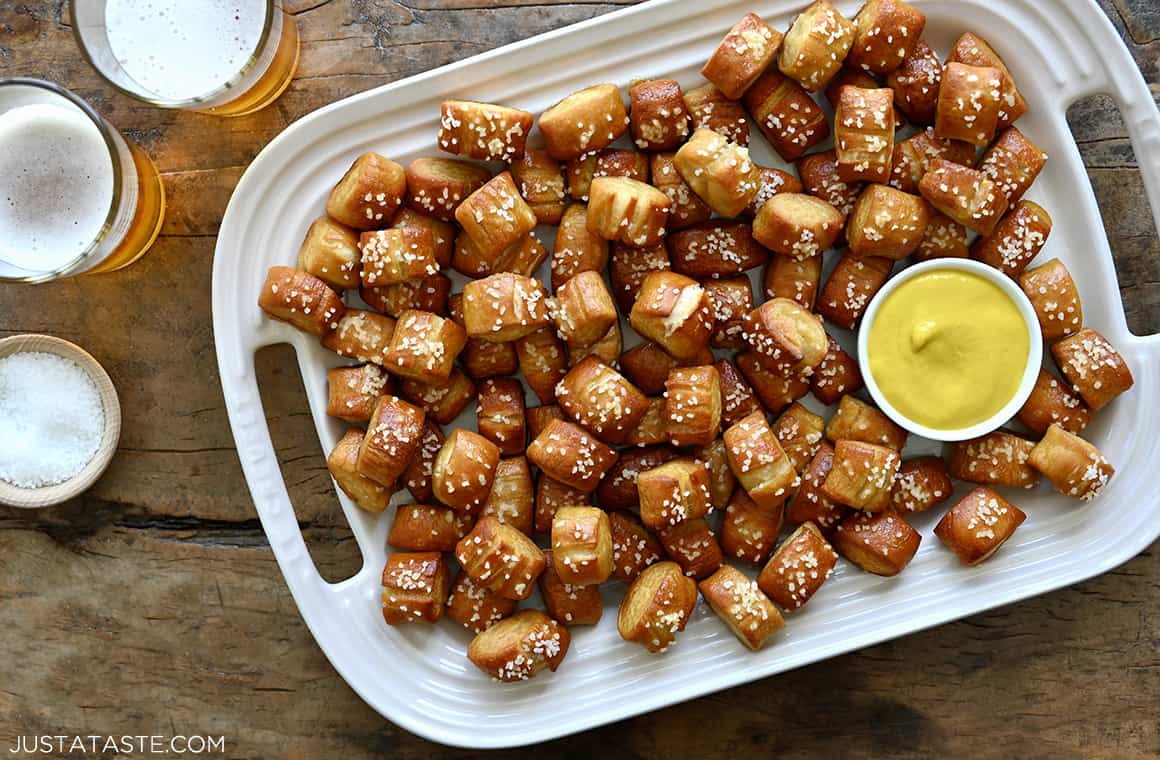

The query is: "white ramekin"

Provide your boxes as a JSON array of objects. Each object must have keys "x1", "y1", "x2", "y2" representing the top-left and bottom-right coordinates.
[{"x1": 857, "y1": 258, "x2": 1043, "y2": 442}]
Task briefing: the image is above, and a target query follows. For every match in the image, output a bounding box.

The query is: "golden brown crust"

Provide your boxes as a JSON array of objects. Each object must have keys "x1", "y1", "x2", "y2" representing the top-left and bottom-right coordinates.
[
  {"x1": 393, "y1": 207, "x2": 456, "y2": 269},
  {"x1": 741, "y1": 297, "x2": 829, "y2": 376},
  {"x1": 796, "y1": 149, "x2": 863, "y2": 222},
  {"x1": 357, "y1": 395, "x2": 426, "y2": 487},
  {"x1": 785, "y1": 442, "x2": 849, "y2": 534},
  {"x1": 657, "y1": 518, "x2": 724, "y2": 580},
  {"x1": 949, "y1": 32, "x2": 1027, "y2": 129},
  {"x1": 1028, "y1": 424, "x2": 1114, "y2": 501},
  {"x1": 258, "y1": 266, "x2": 346, "y2": 336},
  {"x1": 1050, "y1": 328, "x2": 1134, "y2": 411},
  {"x1": 758, "y1": 522, "x2": 838, "y2": 611},
  {"x1": 650, "y1": 153, "x2": 713, "y2": 230},
  {"x1": 720, "y1": 489, "x2": 784, "y2": 565},
  {"x1": 539, "y1": 83, "x2": 629, "y2": 161},
  {"x1": 682, "y1": 83, "x2": 750, "y2": 146},
  {"x1": 526, "y1": 418, "x2": 619, "y2": 493},
  {"x1": 970, "y1": 200, "x2": 1052, "y2": 277},
  {"x1": 979, "y1": 127, "x2": 1047, "y2": 205},
  {"x1": 360, "y1": 274, "x2": 451, "y2": 318},
  {"x1": 597, "y1": 445, "x2": 679, "y2": 511},
  {"x1": 619, "y1": 341, "x2": 708, "y2": 396},
  {"x1": 748, "y1": 165, "x2": 805, "y2": 217},
  {"x1": 638, "y1": 458, "x2": 715, "y2": 529},
  {"x1": 526, "y1": 404, "x2": 566, "y2": 442},
  {"x1": 432, "y1": 429, "x2": 501, "y2": 513},
  {"x1": 701, "y1": 12, "x2": 783, "y2": 100},
  {"x1": 724, "y1": 410, "x2": 799, "y2": 510},
  {"x1": 551, "y1": 203, "x2": 609, "y2": 290},
  {"x1": 455, "y1": 171, "x2": 538, "y2": 263},
  {"x1": 885, "y1": 40, "x2": 942, "y2": 125},
  {"x1": 609, "y1": 242, "x2": 670, "y2": 313},
  {"x1": 918, "y1": 159, "x2": 1009, "y2": 236},
  {"x1": 467, "y1": 609, "x2": 570, "y2": 681},
  {"x1": 617, "y1": 561, "x2": 698, "y2": 652},
  {"x1": 834, "y1": 509, "x2": 920, "y2": 576},
  {"x1": 716, "y1": 358, "x2": 763, "y2": 427},
  {"x1": 551, "y1": 506, "x2": 614, "y2": 586},
  {"x1": 383, "y1": 309, "x2": 466, "y2": 384},
  {"x1": 1016, "y1": 369, "x2": 1090, "y2": 436},
  {"x1": 515, "y1": 328, "x2": 568, "y2": 404},
  {"x1": 914, "y1": 211, "x2": 970, "y2": 262},
  {"x1": 744, "y1": 70, "x2": 830, "y2": 161},
  {"x1": 402, "y1": 419, "x2": 444, "y2": 503},
  {"x1": 947, "y1": 431, "x2": 1040, "y2": 488},
  {"x1": 326, "y1": 364, "x2": 393, "y2": 424},
  {"x1": 297, "y1": 216, "x2": 360, "y2": 290},
  {"x1": 455, "y1": 515, "x2": 546, "y2": 601},
  {"x1": 664, "y1": 366, "x2": 723, "y2": 447},
  {"x1": 446, "y1": 570, "x2": 518, "y2": 634},
  {"x1": 535, "y1": 474, "x2": 590, "y2": 535},
  {"x1": 673, "y1": 128, "x2": 760, "y2": 218},
  {"x1": 629, "y1": 79, "x2": 691, "y2": 152},
  {"x1": 325, "y1": 152, "x2": 406, "y2": 230},
  {"x1": 821, "y1": 439, "x2": 901, "y2": 511},
  {"x1": 699, "y1": 565, "x2": 784, "y2": 650},
  {"x1": 890, "y1": 455, "x2": 952, "y2": 515},
  {"x1": 809, "y1": 336, "x2": 864, "y2": 405},
  {"x1": 1019, "y1": 258, "x2": 1082, "y2": 340},
  {"x1": 629, "y1": 271, "x2": 715, "y2": 361},
  {"x1": 327, "y1": 429, "x2": 394, "y2": 513},
  {"x1": 358, "y1": 226, "x2": 438, "y2": 287},
  {"x1": 704, "y1": 277, "x2": 754, "y2": 350},
  {"x1": 381, "y1": 552, "x2": 450, "y2": 625},
  {"x1": 670, "y1": 221, "x2": 768, "y2": 279},
  {"x1": 772, "y1": 402, "x2": 826, "y2": 473},
  {"x1": 763, "y1": 253, "x2": 822, "y2": 310},
  {"x1": 889, "y1": 127, "x2": 976, "y2": 194},
  {"x1": 539, "y1": 550, "x2": 603, "y2": 625},
  {"x1": 438, "y1": 100, "x2": 534, "y2": 162},
  {"x1": 586, "y1": 176, "x2": 672, "y2": 248},
  {"x1": 626, "y1": 397, "x2": 672, "y2": 448},
  {"x1": 736, "y1": 351, "x2": 811, "y2": 414},
  {"x1": 552, "y1": 357, "x2": 645, "y2": 445},
  {"x1": 550, "y1": 270, "x2": 618, "y2": 348},
  {"x1": 835, "y1": 86, "x2": 896, "y2": 183},
  {"x1": 694, "y1": 437, "x2": 736, "y2": 510},
  {"x1": 825, "y1": 394, "x2": 907, "y2": 451},
  {"x1": 753, "y1": 192, "x2": 844, "y2": 259},
  {"x1": 321, "y1": 309, "x2": 395, "y2": 364},
  {"x1": 845, "y1": 184, "x2": 929, "y2": 259},
  {"x1": 461, "y1": 338, "x2": 519, "y2": 381},
  {"x1": 476, "y1": 378, "x2": 527, "y2": 455},
  {"x1": 397, "y1": 368, "x2": 476, "y2": 425},
  {"x1": 388, "y1": 502, "x2": 473, "y2": 551},
  {"x1": 567, "y1": 320, "x2": 621, "y2": 368},
  {"x1": 778, "y1": 0, "x2": 856, "y2": 91},
  {"x1": 461, "y1": 272, "x2": 551, "y2": 342},
  {"x1": 935, "y1": 62, "x2": 1003, "y2": 146},
  {"x1": 934, "y1": 486, "x2": 1026, "y2": 565},
  {"x1": 404, "y1": 157, "x2": 491, "y2": 223},
  {"x1": 510, "y1": 149, "x2": 565, "y2": 225},
  {"x1": 609, "y1": 510, "x2": 665, "y2": 583},
  {"x1": 848, "y1": 0, "x2": 925, "y2": 75},
  {"x1": 824, "y1": 68, "x2": 904, "y2": 127}
]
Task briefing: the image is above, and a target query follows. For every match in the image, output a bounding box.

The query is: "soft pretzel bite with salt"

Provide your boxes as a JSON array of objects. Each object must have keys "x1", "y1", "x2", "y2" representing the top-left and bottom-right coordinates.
[
  {"x1": 834, "y1": 509, "x2": 920, "y2": 576},
  {"x1": 695, "y1": 438, "x2": 736, "y2": 511},
  {"x1": 325, "y1": 151, "x2": 406, "y2": 230},
  {"x1": 705, "y1": 277, "x2": 754, "y2": 350},
  {"x1": 551, "y1": 506, "x2": 614, "y2": 586},
  {"x1": 670, "y1": 221, "x2": 768, "y2": 279},
  {"x1": 809, "y1": 337, "x2": 864, "y2": 406},
  {"x1": 629, "y1": 271, "x2": 715, "y2": 361},
  {"x1": 947, "y1": 431, "x2": 1040, "y2": 489},
  {"x1": 432, "y1": 429, "x2": 500, "y2": 514},
  {"x1": 568, "y1": 319, "x2": 622, "y2": 369},
  {"x1": 462, "y1": 272, "x2": 551, "y2": 342},
  {"x1": 327, "y1": 429, "x2": 394, "y2": 513},
  {"x1": 358, "y1": 227, "x2": 438, "y2": 287},
  {"x1": 357, "y1": 395, "x2": 425, "y2": 487},
  {"x1": 516, "y1": 328, "x2": 569, "y2": 404},
  {"x1": 736, "y1": 352, "x2": 811, "y2": 414},
  {"x1": 699, "y1": 565, "x2": 784, "y2": 650},
  {"x1": 551, "y1": 203, "x2": 609, "y2": 290},
  {"x1": 758, "y1": 522, "x2": 838, "y2": 611},
  {"x1": 785, "y1": 442, "x2": 850, "y2": 535},
  {"x1": 980, "y1": 127, "x2": 1047, "y2": 205},
  {"x1": 617, "y1": 561, "x2": 698, "y2": 652},
  {"x1": 772, "y1": 402, "x2": 825, "y2": 473},
  {"x1": 919, "y1": 159, "x2": 1009, "y2": 236},
  {"x1": 796, "y1": 149, "x2": 862, "y2": 223},
  {"x1": 845, "y1": 184, "x2": 929, "y2": 259},
  {"x1": 1019, "y1": 259, "x2": 1082, "y2": 340},
  {"x1": 597, "y1": 444, "x2": 679, "y2": 511},
  {"x1": 438, "y1": 100, "x2": 534, "y2": 162},
  {"x1": 326, "y1": 364, "x2": 392, "y2": 424},
  {"x1": 886, "y1": 40, "x2": 942, "y2": 125},
  {"x1": 527, "y1": 418, "x2": 619, "y2": 493},
  {"x1": 467, "y1": 610, "x2": 569, "y2": 682},
  {"x1": 715, "y1": 358, "x2": 763, "y2": 427},
  {"x1": 388, "y1": 502, "x2": 473, "y2": 551},
  {"x1": 539, "y1": 83, "x2": 629, "y2": 161},
  {"x1": 748, "y1": 164, "x2": 804, "y2": 217},
  {"x1": 475, "y1": 378, "x2": 527, "y2": 455},
  {"x1": 949, "y1": 32, "x2": 1026, "y2": 129},
  {"x1": 383, "y1": 309, "x2": 465, "y2": 385},
  {"x1": 934, "y1": 486, "x2": 1026, "y2": 565},
  {"x1": 626, "y1": 397, "x2": 673, "y2": 447},
  {"x1": 587, "y1": 176, "x2": 672, "y2": 248},
  {"x1": 848, "y1": 0, "x2": 925, "y2": 75},
  {"x1": 890, "y1": 456, "x2": 952, "y2": 515},
  {"x1": 381, "y1": 552, "x2": 450, "y2": 625},
  {"x1": 835, "y1": 86, "x2": 895, "y2": 183},
  {"x1": 753, "y1": 193, "x2": 844, "y2": 260},
  {"x1": 890, "y1": 127, "x2": 976, "y2": 194},
  {"x1": 609, "y1": 510, "x2": 665, "y2": 583},
  {"x1": 673, "y1": 128, "x2": 760, "y2": 218},
  {"x1": 664, "y1": 365, "x2": 723, "y2": 447},
  {"x1": 720, "y1": 489, "x2": 784, "y2": 566},
  {"x1": 321, "y1": 309, "x2": 395, "y2": 365},
  {"x1": 540, "y1": 550, "x2": 603, "y2": 625},
  {"x1": 405, "y1": 157, "x2": 491, "y2": 223},
  {"x1": 816, "y1": 251, "x2": 893, "y2": 330},
  {"x1": 630, "y1": 79, "x2": 691, "y2": 152},
  {"x1": 724, "y1": 410, "x2": 799, "y2": 511},
  {"x1": 526, "y1": 404, "x2": 565, "y2": 442},
  {"x1": 821, "y1": 439, "x2": 901, "y2": 512},
  {"x1": 764, "y1": 253, "x2": 822, "y2": 311},
  {"x1": 510, "y1": 149, "x2": 565, "y2": 225},
  {"x1": 456, "y1": 515, "x2": 546, "y2": 601},
  {"x1": 258, "y1": 266, "x2": 345, "y2": 337},
  {"x1": 638, "y1": 458, "x2": 715, "y2": 530},
  {"x1": 402, "y1": 419, "x2": 444, "y2": 503},
  {"x1": 683, "y1": 83, "x2": 750, "y2": 146},
  {"x1": 446, "y1": 570, "x2": 518, "y2": 634},
  {"x1": 935, "y1": 62, "x2": 1003, "y2": 146},
  {"x1": 970, "y1": 200, "x2": 1052, "y2": 277},
  {"x1": 555, "y1": 356, "x2": 649, "y2": 445},
  {"x1": 609, "y1": 242, "x2": 670, "y2": 313},
  {"x1": 1017, "y1": 369, "x2": 1090, "y2": 436},
  {"x1": 551, "y1": 270, "x2": 618, "y2": 348},
  {"x1": 651, "y1": 153, "x2": 714, "y2": 230},
  {"x1": 454, "y1": 171, "x2": 538, "y2": 270},
  {"x1": 535, "y1": 475, "x2": 590, "y2": 535},
  {"x1": 398, "y1": 368, "x2": 476, "y2": 425},
  {"x1": 744, "y1": 70, "x2": 830, "y2": 161},
  {"x1": 361, "y1": 274, "x2": 451, "y2": 318},
  {"x1": 619, "y1": 341, "x2": 710, "y2": 396},
  {"x1": 297, "y1": 216, "x2": 361, "y2": 290},
  {"x1": 826, "y1": 395, "x2": 907, "y2": 451},
  {"x1": 1028, "y1": 424, "x2": 1114, "y2": 501},
  {"x1": 1051, "y1": 328, "x2": 1134, "y2": 411},
  {"x1": 914, "y1": 212, "x2": 970, "y2": 262},
  {"x1": 702, "y1": 12, "x2": 783, "y2": 100},
  {"x1": 658, "y1": 518, "x2": 723, "y2": 580},
  {"x1": 778, "y1": 0, "x2": 856, "y2": 91},
  {"x1": 742, "y1": 297, "x2": 829, "y2": 376},
  {"x1": 479, "y1": 457, "x2": 535, "y2": 536}
]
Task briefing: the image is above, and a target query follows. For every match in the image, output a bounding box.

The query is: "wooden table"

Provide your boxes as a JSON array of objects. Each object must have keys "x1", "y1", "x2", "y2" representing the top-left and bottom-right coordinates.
[{"x1": 1, "y1": 2, "x2": 1158, "y2": 757}]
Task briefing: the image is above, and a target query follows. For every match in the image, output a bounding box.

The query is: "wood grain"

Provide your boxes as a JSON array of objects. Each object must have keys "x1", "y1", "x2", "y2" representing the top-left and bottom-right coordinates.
[{"x1": 0, "y1": 1, "x2": 1157, "y2": 758}]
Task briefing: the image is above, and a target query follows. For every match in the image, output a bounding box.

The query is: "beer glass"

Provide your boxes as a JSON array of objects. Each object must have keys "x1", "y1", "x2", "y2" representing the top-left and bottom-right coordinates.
[
  {"x1": 71, "y1": 0, "x2": 300, "y2": 117},
  {"x1": 0, "y1": 79, "x2": 165, "y2": 283}
]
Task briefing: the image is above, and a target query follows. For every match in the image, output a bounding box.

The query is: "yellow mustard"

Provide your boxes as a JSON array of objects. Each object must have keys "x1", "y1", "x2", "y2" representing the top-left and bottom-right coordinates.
[{"x1": 867, "y1": 270, "x2": 1030, "y2": 430}]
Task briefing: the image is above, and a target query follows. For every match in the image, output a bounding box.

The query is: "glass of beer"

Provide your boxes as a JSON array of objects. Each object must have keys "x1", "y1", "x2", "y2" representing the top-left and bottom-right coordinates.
[
  {"x1": 70, "y1": 0, "x2": 299, "y2": 117},
  {"x1": 0, "y1": 79, "x2": 166, "y2": 283}
]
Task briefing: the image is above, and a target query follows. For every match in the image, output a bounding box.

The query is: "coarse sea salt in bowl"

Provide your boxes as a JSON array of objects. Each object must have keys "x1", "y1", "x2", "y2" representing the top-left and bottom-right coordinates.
[{"x1": 0, "y1": 334, "x2": 121, "y2": 508}]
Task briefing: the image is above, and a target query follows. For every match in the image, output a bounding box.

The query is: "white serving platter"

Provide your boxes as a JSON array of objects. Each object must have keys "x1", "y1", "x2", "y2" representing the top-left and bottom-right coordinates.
[{"x1": 213, "y1": 0, "x2": 1160, "y2": 748}]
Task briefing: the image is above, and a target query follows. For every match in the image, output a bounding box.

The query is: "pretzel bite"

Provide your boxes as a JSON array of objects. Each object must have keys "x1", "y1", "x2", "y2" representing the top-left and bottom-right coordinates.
[
  {"x1": 595, "y1": 445, "x2": 677, "y2": 512},
  {"x1": 609, "y1": 511, "x2": 665, "y2": 583},
  {"x1": 539, "y1": 83, "x2": 628, "y2": 161},
  {"x1": 1028, "y1": 424, "x2": 1114, "y2": 501},
  {"x1": 321, "y1": 309, "x2": 394, "y2": 365},
  {"x1": 358, "y1": 227, "x2": 437, "y2": 288},
  {"x1": 325, "y1": 429, "x2": 393, "y2": 512},
  {"x1": 778, "y1": 0, "x2": 856, "y2": 91},
  {"x1": 704, "y1": 277, "x2": 753, "y2": 350},
  {"x1": 662, "y1": 366, "x2": 722, "y2": 447},
  {"x1": 637, "y1": 458, "x2": 714, "y2": 529},
  {"x1": 402, "y1": 419, "x2": 444, "y2": 502},
  {"x1": 744, "y1": 70, "x2": 830, "y2": 161},
  {"x1": 461, "y1": 338, "x2": 518, "y2": 381},
  {"x1": 1051, "y1": 328, "x2": 1135, "y2": 411},
  {"x1": 772, "y1": 402, "x2": 825, "y2": 473},
  {"x1": 658, "y1": 518, "x2": 723, "y2": 579},
  {"x1": 551, "y1": 506, "x2": 614, "y2": 586},
  {"x1": 949, "y1": 32, "x2": 1026, "y2": 129},
  {"x1": 1017, "y1": 370, "x2": 1090, "y2": 436},
  {"x1": 586, "y1": 176, "x2": 672, "y2": 248},
  {"x1": 834, "y1": 509, "x2": 919, "y2": 575},
  {"x1": 459, "y1": 273, "x2": 549, "y2": 343},
  {"x1": 629, "y1": 79, "x2": 691, "y2": 151},
  {"x1": 554, "y1": 357, "x2": 648, "y2": 445},
  {"x1": 848, "y1": 0, "x2": 924, "y2": 74},
  {"x1": 456, "y1": 515, "x2": 546, "y2": 600},
  {"x1": 753, "y1": 193, "x2": 844, "y2": 260},
  {"x1": 392, "y1": 207, "x2": 454, "y2": 269},
  {"x1": 816, "y1": 252, "x2": 891, "y2": 329},
  {"x1": 327, "y1": 364, "x2": 392, "y2": 423},
  {"x1": 935, "y1": 63, "x2": 1003, "y2": 146},
  {"x1": 890, "y1": 455, "x2": 952, "y2": 515},
  {"x1": 397, "y1": 368, "x2": 476, "y2": 425},
  {"x1": 432, "y1": 429, "x2": 501, "y2": 514},
  {"x1": 297, "y1": 216, "x2": 360, "y2": 291},
  {"x1": 258, "y1": 267, "x2": 345, "y2": 336},
  {"x1": 592, "y1": 149, "x2": 652, "y2": 185},
  {"x1": 846, "y1": 184, "x2": 929, "y2": 259},
  {"x1": 785, "y1": 442, "x2": 849, "y2": 534},
  {"x1": 702, "y1": 12, "x2": 783, "y2": 100},
  {"x1": 630, "y1": 271, "x2": 715, "y2": 361},
  {"x1": 824, "y1": 68, "x2": 905, "y2": 129},
  {"x1": 700, "y1": 565, "x2": 784, "y2": 650},
  {"x1": 467, "y1": 609, "x2": 569, "y2": 681},
  {"x1": 568, "y1": 321, "x2": 621, "y2": 368},
  {"x1": 526, "y1": 404, "x2": 564, "y2": 441},
  {"x1": 446, "y1": 570, "x2": 518, "y2": 633},
  {"x1": 764, "y1": 254, "x2": 822, "y2": 311},
  {"x1": 388, "y1": 502, "x2": 473, "y2": 551},
  {"x1": 947, "y1": 431, "x2": 1039, "y2": 488},
  {"x1": 473, "y1": 378, "x2": 525, "y2": 456},
  {"x1": 402, "y1": 157, "x2": 489, "y2": 223},
  {"x1": 682, "y1": 83, "x2": 749, "y2": 146},
  {"x1": 810, "y1": 337, "x2": 864, "y2": 405},
  {"x1": 885, "y1": 40, "x2": 941, "y2": 125},
  {"x1": 695, "y1": 437, "x2": 736, "y2": 511},
  {"x1": 455, "y1": 171, "x2": 538, "y2": 267},
  {"x1": 668, "y1": 222, "x2": 765, "y2": 280},
  {"x1": 493, "y1": 234, "x2": 553, "y2": 279},
  {"x1": 510, "y1": 148, "x2": 565, "y2": 225},
  {"x1": 980, "y1": 127, "x2": 1047, "y2": 205},
  {"x1": 742, "y1": 297, "x2": 829, "y2": 376},
  {"x1": 356, "y1": 395, "x2": 425, "y2": 486},
  {"x1": 826, "y1": 395, "x2": 907, "y2": 451},
  {"x1": 535, "y1": 475, "x2": 590, "y2": 534},
  {"x1": 674, "y1": 128, "x2": 760, "y2": 218},
  {"x1": 361, "y1": 274, "x2": 451, "y2": 318},
  {"x1": 748, "y1": 165, "x2": 805, "y2": 218},
  {"x1": 381, "y1": 552, "x2": 450, "y2": 625},
  {"x1": 516, "y1": 328, "x2": 568, "y2": 404},
  {"x1": 527, "y1": 418, "x2": 618, "y2": 493},
  {"x1": 1015, "y1": 258, "x2": 1082, "y2": 340},
  {"x1": 552, "y1": 203, "x2": 609, "y2": 290},
  {"x1": 720, "y1": 489, "x2": 784, "y2": 565},
  {"x1": 619, "y1": 341, "x2": 706, "y2": 396},
  {"x1": 650, "y1": 153, "x2": 714, "y2": 230},
  {"x1": 618, "y1": 561, "x2": 699, "y2": 652},
  {"x1": 971, "y1": 200, "x2": 1052, "y2": 277},
  {"x1": 539, "y1": 550, "x2": 602, "y2": 626},
  {"x1": 934, "y1": 486, "x2": 1026, "y2": 565},
  {"x1": 919, "y1": 159, "x2": 1009, "y2": 236},
  {"x1": 549, "y1": 270, "x2": 617, "y2": 349},
  {"x1": 713, "y1": 359, "x2": 761, "y2": 427},
  {"x1": 835, "y1": 86, "x2": 895, "y2": 183},
  {"x1": 438, "y1": 100, "x2": 534, "y2": 162},
  {"x1": 736, "y1": 352, "x2": 811, "y2": 414},
  {"x1": 452, "y1": 231, "x2": 496, "y2": 278},
  {"x1": 382, "y1": 309, "x2": 465, "y2": 385},
  {"x1": 565, "y1": 156, "x2": 598, "y2": 203},
  {"x1": 890, "y1": 128, "x2": 976, "y2": 194},
  {"x1": 914, "y1": 212, "x2": 970, "y2": 262},
  {"x1": 724, "y1": 410, "x2": 799, "y2": 510},
  {"x1": 609, "y1": 242, "x2": 670, "y2": 313},
  {"x1": 326, "y1": 152, "x2": 406, "y2": 230},
  {"x1": 626, "y1": 397, "x2": 672, "y2": 447},
  {"x1": 759, "y1": 522, "x2": 838, "y2": 611},
  {"x1": 822, "y1": 439, "x2": 901, "y2": 511}
]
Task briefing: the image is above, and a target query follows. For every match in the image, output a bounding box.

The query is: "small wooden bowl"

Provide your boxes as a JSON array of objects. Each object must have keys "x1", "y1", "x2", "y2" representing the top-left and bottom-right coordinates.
[{"x1": 0, "y1": 334, "x2": 122, "y2": 508}]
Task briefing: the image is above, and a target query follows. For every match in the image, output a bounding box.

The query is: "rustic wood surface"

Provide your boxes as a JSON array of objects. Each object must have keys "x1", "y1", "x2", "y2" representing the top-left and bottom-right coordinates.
[{"x1": 1, "y1": 1, "x2": 1158, "y2": 758}]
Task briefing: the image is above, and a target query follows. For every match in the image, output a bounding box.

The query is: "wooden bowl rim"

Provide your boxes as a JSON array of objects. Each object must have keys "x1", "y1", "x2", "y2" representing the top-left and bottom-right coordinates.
[{"x1": 0, "y1": 334, "x2": 122, "y2": 508}]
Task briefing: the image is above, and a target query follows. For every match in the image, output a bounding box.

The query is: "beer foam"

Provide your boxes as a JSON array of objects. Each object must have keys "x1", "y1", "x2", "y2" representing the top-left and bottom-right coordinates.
[
  {"x1": 105, "y1": 0, "x2": 266, "y2": 101},
  {"x1": 0, "y1": 102, "x2": 115, "y2": 273}
]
